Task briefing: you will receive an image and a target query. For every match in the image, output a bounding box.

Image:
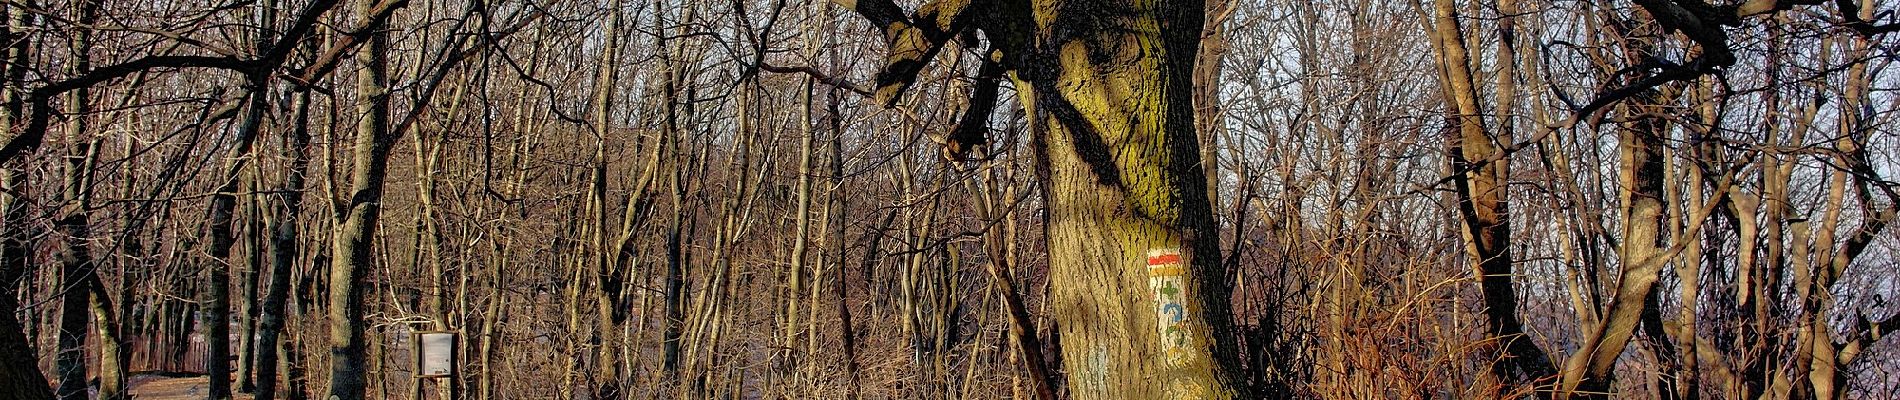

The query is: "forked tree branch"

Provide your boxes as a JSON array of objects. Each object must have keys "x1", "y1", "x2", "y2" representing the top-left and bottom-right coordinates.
[{"x1": 0, "y1": 0, "x2": 359, "y2": 165}]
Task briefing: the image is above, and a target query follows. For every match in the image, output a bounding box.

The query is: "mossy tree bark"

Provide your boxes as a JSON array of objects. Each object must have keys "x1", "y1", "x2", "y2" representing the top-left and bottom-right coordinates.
[{"x1": 841, "y1": 0, "x2": 1246, "y2": 397}]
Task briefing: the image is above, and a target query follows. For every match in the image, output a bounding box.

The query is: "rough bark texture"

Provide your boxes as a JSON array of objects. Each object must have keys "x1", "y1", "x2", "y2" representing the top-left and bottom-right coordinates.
[
  {"x1": 1019, "y1": 1, "x2": 1241, "y2": 398},
  {"x1": 843, "y1": 0, "x2": 1246, "y2": 397}
]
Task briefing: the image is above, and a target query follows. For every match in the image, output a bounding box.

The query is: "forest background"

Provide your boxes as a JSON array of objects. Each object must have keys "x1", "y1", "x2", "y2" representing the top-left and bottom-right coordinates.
[{"x1": 1, "y1": 0, "x2": 1898, "y2": 399}]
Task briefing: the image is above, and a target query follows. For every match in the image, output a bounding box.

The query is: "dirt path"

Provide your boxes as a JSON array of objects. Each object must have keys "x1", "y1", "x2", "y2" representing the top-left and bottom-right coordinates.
[{"x1": 126, "y1": 373, "x2": 254, "y2": 400}]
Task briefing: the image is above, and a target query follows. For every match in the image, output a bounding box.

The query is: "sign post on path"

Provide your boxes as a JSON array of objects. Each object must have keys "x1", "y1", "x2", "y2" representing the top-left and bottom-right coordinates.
[{"x1": 413, "y1": 331, "x2": 459, "y2": 400}]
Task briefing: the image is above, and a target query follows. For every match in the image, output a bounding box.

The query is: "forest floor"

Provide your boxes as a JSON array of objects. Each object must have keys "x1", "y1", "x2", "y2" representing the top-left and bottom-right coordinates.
[{"x1": 127, "y1": 372, "x2": 254, "y2": 400}]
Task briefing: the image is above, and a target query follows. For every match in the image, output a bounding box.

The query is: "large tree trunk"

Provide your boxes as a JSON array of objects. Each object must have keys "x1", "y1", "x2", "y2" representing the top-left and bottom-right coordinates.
[
  {"x1": 841, "y1": 0, "x2": 1246, "y2": 397},
  {"x1": 327, "y1": 0, "x2": 398, "y2": 398},
  {"x1": 52, "y1": 102, "x2": 95, "y2": 400},
  {"x1": 1007, "y1": 2, "x2": 1241, "y2": 398},
  {"x1": 0, "y1": 162, "x2": 49, "y2": 400}
]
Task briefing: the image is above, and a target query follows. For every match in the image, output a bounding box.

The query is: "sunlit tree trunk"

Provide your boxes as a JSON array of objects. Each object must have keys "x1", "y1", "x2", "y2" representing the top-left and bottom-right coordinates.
[
  {"x1": 971, "y1": 160, "x2": 1057, "y2": 400},
  {"x1": 1421, "y1": 0, "x2": 1556, "y2": 392},
  {"x1": 783, "y1": 78, "x2": 815, "y2": 395},
  {"x1": 586, "y1": 4, "x2": 627, "y2": 396},
  {"x1": 327, "y1": 0, "x2": 399, "y2": 397},
  {"x1": 655, "y1": 0, "x2": 694, "y2": 380},
  {"x1": 841, "y1": 0, "x2": 1246, "y2": 397},
  {"x1": 1558, "y1": 84, "x2": 1675, "y2": 400},
  {"x1": 1007, "y1": 2, "x2": 1240, "y2": 398}
]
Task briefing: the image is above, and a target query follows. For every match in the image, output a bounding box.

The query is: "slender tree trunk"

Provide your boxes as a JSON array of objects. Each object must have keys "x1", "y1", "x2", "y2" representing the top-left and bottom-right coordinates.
[
  {"x1": 1193, "y1": 0, "x2": 1233, "y2": 214},
  {"x1": 820, "y1": 115, "x2": 862, "y2": 400},
  {"x1": 238, "y1": 3, "x2": 279, "y2": 382},
  {"x1": 1422, "y1": 0, "x2": 1557, "y2": 392},
  {"x1": 255, "y1": 90, "x2": 313, "y2": 400},
  {"x1": 236, "y1": 183, "x2": 263, "y2": 394},
  {"x1": 54, "y1": 4, "x2": 101, "y2": 398},
  {"x1": 205, "y1": 71, "x2": 271, "y2": 400},
  {"x1": 478, "y1": 40, "x2": 540, "y2": 400},
  {"x1": 87, "y1": 271, "x2": 126, "y2": 400},
  {"x1": 1800, "y1": 6, "x2": 1880, "y2": 396},
  {"x1": 587, "y1": 4, "x2": 626, "y2": 396},
  {"x1": 0, "y1": 156, "x2": 50, "y2": 400},
  {"x1": 656, "y1": 5, "x2": 693, "y2": 375},
  {"x1": 972, "y1": 166, "x2": 1057, "y2": 400},
  {"x1": 0, "y1": 5, "x2": 50, "y2": 399},
  {"x1": 783, "y1": 77, "x2": 815, "y2": 394}
]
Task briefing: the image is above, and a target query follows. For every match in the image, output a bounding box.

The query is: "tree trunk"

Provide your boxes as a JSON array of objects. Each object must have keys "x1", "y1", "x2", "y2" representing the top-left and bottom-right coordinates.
[
  {"x1": 1421, "y1": 0, "x2": 1558, "y2": 391},
  {"x1": 1557, "y1": 18, "x2": 1684, "y2": 396},
  {"x1": 972, "y1": 164, "x2": 1057, "y2": 400},
  {"x1": 826, "y1": 132, "x2": 865, "y2": 400},
  {"x1": 1007, "y1": 2, "x2": 1241, "y2": 398},
  {"x1": 238, "y1": 2, "x2": 279, "y2": 380},
  {"x1": 326, "y1": 0, "x2": 398, "y2": 397},
  {"x1": 205, "y1": 71, "x2": 270, "y2": 400},
  {"x1": 0, "y1": 163, "x2": 51, "y2": 400},
  {"x1": 255, "y1": 90, "x2": 313, "y2": 400},
  {"x1": 54, "y1": 3, "x2": 100, "y2": 398},
  {"x1": 840, "y1": 0, "x2": 1246, "y2": 396},
  {"x1": 588, "y1": 4, "x2": 626, "y2": 396},
  {"x1": 783, "y1": 77, "x2": 815, "y2": 394},
  {"x1": 235, "y1": 184, "x2": 263, "y2": 394},
  {"x1": 0, "y1": 4, "x2": 50, "y2": 399},
  {"x1": 87, "y1": 273, "x2": 127, "y2": 400}
]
